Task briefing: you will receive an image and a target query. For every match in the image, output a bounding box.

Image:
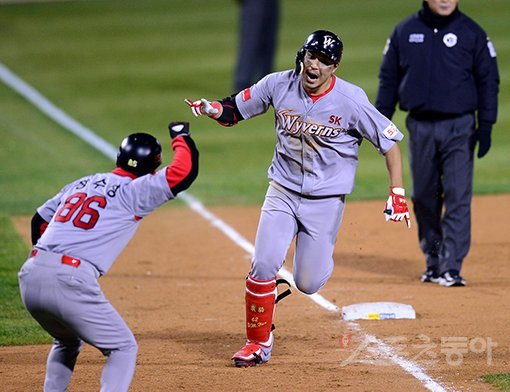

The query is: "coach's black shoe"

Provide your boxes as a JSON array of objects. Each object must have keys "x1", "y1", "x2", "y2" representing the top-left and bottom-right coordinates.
[
  {"x1": 438, "y1": 270, "x2": 466, "y2": 287},
  {"x1": 420, "y1": 268, "x2": 440, "y2": 283}
]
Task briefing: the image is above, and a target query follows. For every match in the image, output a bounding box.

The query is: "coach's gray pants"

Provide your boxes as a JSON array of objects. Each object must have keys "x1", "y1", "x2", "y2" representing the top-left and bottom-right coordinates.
[
  {"x1": 406, "y1": 113, "x2": 475, "y2": 275},
  {"x1": 18, "y1": 250, "x2": 138, "y2": 392}
]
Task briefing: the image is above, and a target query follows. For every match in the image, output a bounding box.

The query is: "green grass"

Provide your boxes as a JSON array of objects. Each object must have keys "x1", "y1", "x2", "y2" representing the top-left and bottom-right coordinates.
[
  {"x1": 1, "y1": 0, "x2": 509, "y2": 212},
  {"x1": 0, "y1": 214, "x2": 51, "y2": 345},
  {"x1": 0, "y1": 82, "x2": 113, "y2": 215},
  {"x1": 482, "y1": 374, "x2": 510, "y2": 391},
  {"x1": 0, "y1": 0, "x2": 509, "y2": 346}
]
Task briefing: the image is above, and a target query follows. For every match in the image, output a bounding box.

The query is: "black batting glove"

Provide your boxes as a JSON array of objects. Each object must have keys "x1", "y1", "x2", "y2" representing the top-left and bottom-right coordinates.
[{"x1": 168, "y1": 121, "x2": 190, "y2": 139}]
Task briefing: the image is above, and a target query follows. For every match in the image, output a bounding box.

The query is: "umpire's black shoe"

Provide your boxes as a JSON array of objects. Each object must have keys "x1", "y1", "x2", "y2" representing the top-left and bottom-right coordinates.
[
  {"x1": 438, "y1": 270, "x2": 466, "y2": 287},
  {"x1": 420, "y1": 268, "x2": 440, "y2": 283}
]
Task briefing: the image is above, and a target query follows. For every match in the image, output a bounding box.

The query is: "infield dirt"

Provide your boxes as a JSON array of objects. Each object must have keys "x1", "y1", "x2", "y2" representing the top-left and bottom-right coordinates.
[{"x1": 2, "y1": 195, "x2": 509, "y2": 391}]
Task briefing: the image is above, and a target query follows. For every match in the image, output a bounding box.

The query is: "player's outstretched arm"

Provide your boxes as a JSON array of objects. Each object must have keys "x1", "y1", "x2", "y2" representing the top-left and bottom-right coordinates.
[
  {"x1": 383, "y1": 144, "x2": 411, "y2": 228},
  {"x1": 165, "y1": 122, "x2": 199, "y2": 195}
]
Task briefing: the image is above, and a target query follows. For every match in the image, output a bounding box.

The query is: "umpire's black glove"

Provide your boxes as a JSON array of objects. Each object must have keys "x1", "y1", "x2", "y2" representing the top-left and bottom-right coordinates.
[
  {"x1": 471, "y1": 122, "x2": 492, "y2": 159},
  {"x1": 168, "y1": 121, "x2": 190, "y2": 139}
]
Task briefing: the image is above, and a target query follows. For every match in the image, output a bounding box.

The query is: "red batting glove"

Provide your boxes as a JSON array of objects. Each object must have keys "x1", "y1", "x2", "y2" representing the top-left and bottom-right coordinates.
[
  {"x1": 384, "y1": 187, "x2": 411, "y2": 228},
  {"x1": 184, "y1": 98, "x2": 221, "y2": 119}
]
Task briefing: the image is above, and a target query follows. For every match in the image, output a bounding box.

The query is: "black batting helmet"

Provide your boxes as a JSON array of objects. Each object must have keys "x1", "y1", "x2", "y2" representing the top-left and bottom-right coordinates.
[
  {"x1": 295, "y1": 30, "x2": 343, "y2": 74},
  {"x1": 116, "y1": 133, "x2": 162, "y2": 176}
]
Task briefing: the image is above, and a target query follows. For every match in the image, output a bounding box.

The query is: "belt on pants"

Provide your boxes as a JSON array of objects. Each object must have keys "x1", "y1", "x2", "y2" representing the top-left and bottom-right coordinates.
[
  {"x1": 31, "y1": 249, "x2": 81, "y2": 268},
  {"x1": 271, "y1": 181, "x2": 344, "y2": 200}
]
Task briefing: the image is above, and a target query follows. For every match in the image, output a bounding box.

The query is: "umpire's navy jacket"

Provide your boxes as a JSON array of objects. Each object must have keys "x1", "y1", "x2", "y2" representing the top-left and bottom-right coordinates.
[{"x1": 376, "y1": 3, "x2": 499, "y2": 129}]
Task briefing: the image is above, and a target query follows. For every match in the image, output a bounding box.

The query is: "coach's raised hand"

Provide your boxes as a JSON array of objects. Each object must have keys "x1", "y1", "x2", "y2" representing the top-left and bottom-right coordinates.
[
  {"x1": 184, "y1": 98, "x2": 222, "y2": 119},
  {"x1": 168, "y1": 121, "x2": 190, "y2": 139}
]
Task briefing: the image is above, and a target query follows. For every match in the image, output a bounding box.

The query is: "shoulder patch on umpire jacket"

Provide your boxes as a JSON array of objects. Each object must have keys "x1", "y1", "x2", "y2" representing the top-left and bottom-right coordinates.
[
  {"x1": 487, "y1": 39, "x2": 497, "y2": 58},
  {"x1": 383, "y1": 38, "x2": 391, "y2": 55}
]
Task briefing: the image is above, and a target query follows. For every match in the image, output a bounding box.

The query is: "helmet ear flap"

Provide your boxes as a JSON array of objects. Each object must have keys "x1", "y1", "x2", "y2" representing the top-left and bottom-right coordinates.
[{"x1": 294, "y1": 48, "x2": 305, "y2": 76}]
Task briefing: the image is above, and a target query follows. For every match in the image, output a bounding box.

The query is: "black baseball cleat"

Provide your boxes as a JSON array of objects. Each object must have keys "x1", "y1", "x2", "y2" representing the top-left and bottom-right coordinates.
[
  {"x1": 232, "y1": 354, "x2": 264, "y2": 368},
  {"x1": 420, "y1": 268, "x2": 440, "y2": 283},
  {"x1": 438, "y1": 270, "x2": 466, "y2": 287}
]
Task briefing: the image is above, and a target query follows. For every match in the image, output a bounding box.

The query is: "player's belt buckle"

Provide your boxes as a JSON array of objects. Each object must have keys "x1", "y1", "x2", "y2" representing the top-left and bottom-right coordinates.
[{"x1": 61, "y1": 255, "x2": 81, "y2": 268}]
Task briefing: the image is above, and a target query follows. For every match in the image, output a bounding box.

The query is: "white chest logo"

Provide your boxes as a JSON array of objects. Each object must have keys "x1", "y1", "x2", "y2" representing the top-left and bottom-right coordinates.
[
  {"x1": 443, "y1": 33, "x2": 457, "y2": 48},
  {"x1": 409, "y1": 33, "x2": 424, "y2": 43}
]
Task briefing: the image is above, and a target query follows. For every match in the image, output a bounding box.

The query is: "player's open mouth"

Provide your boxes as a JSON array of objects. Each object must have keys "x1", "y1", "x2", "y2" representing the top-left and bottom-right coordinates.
[{"x1": 305, "y1": 71, "x2": 319, "y2": 81}]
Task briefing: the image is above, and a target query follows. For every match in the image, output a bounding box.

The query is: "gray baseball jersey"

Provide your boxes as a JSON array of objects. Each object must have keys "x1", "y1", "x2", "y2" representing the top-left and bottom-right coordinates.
[
  {"x1": 231, "y1": 70, "x2": 403, "y2": 294},
  {"x1": 235, "y1": 70, "x2": 403, "y2": 196},
  {"x1": 36, "y1": 168, "x2": 173, "y2": 275}
]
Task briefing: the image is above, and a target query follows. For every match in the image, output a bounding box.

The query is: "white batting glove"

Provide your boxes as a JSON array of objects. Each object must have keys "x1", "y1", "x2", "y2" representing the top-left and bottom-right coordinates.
[
  {"x1": 184, "y1": 98, "x2": 220, "y2": 118},
  {"x1": 384, "y1": 187, "x2": 411, "y2": 229}
]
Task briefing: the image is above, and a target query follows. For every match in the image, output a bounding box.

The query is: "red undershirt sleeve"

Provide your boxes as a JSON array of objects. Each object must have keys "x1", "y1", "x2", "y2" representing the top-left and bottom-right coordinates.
[{"x1": 165, "y1": 136, "x2": 199, "y2": 195}]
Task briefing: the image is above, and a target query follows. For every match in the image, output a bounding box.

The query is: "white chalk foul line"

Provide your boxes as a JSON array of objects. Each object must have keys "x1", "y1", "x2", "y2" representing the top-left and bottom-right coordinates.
[
  {"x1": 0, "y1": 61, "x2": 450, "y2": 392},
  {"x1": 0, "y1": 64, "x2": 118, "y2": 160}
]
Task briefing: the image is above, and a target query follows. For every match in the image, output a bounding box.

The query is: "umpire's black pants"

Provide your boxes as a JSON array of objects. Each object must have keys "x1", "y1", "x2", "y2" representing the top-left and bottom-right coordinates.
[{"x1": 406, "y1": 113, "x2": 475, "y2": 275}]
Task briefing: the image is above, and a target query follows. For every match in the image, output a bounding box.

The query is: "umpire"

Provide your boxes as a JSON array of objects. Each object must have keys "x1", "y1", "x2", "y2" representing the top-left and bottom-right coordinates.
[{"x1": 376, "y1": 0, "x2": 499, "y2": 286}]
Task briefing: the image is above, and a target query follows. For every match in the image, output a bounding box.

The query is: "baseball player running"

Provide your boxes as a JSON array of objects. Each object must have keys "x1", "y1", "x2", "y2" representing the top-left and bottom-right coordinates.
[
  {"x1": 18, "y1": 122, "x2": 198, "y2": 391},
  {"x1": 186, "y1": 30, "x2": 411, "y2": 367}
]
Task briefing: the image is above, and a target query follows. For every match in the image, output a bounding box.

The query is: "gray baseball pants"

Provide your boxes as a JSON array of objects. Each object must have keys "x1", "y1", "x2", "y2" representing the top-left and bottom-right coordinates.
[
  {"x1": 251, "y1": 183, "x2": 345, "y2": 294},
  {"x1": 18, "y1": 250, "x2": 137, "y2": 392}
]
